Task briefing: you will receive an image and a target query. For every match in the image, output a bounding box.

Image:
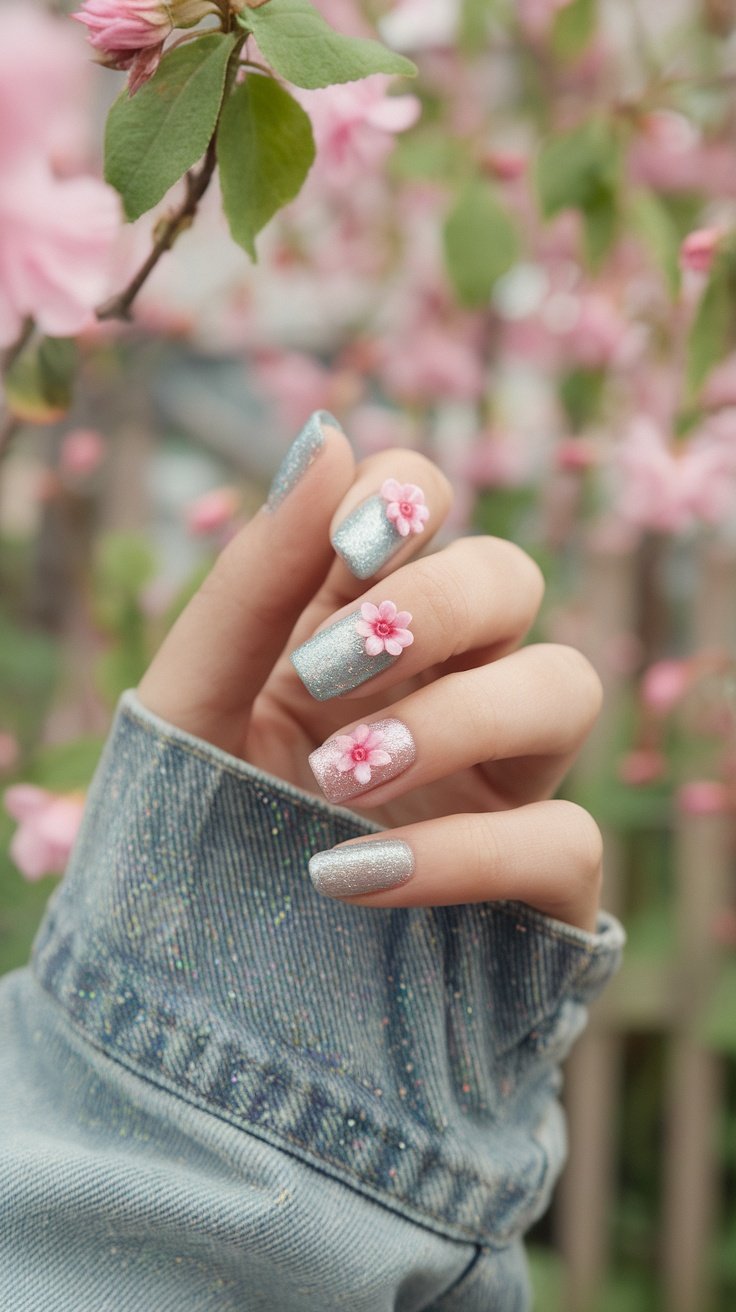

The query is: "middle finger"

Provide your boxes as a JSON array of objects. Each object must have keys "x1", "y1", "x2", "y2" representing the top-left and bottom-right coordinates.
[{"x1": 287, "y1": 535, "x2": 544, "y2": 703}]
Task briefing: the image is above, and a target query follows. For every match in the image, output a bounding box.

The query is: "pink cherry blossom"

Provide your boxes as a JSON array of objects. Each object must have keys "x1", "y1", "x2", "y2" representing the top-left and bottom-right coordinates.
[
  {"x1": 680, "y1": 226, "x2": 723, "y2": 275},
  {"x1": 60, "y1": 428, "x2": 106, "y2": 477},
  {"x1": 296, "y1": 76, "x2": 421, "y2": 189},
  {"x1": 641, "y1": 660, "x2": 691, "y2": 714},
  {"x1": 615, "y1": 417, "x2": 736, "y2": 534},
  {"x1": 4, "y1": 785, "x2": 85, "y2": 881},
  {"x1": 0, "y1": 5, "x2": 91, "y2": 174},
  {"x1": 617, "y1": 749, "x2": 668, "y2": 786},
  {"x1": 0, "y1": 733, "x2": 19, "y2": 773},
  {"x1": 186, "y1": 486, "x2": 241, "y2": 535},
  {"x1": 677, "y1": 780, "x2": 732, "y2": 816},
  {"x1": 74, "y1": 0, "x2": 175, "y2": 53},
  {"x1": 0, "y1": 164, "x2": 120, "y2": 347},
  {"x1": 356, "y1": 600, "x2": 414, "y2": 657},
  {"x1": 333, "y1": 724, "x2": 392, "y2": 786},
  {"x1": 381, "y1": 479, "x2": 429, "y2": 537},
  {"x1": 518, "y1": 0, "x2": 574, "y2": 41}
]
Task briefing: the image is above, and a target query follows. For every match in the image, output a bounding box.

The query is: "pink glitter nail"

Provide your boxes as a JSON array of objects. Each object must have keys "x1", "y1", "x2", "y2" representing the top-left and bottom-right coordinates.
[{"x1": 309, "y1": 718, "x2": 417, "y2": 804}]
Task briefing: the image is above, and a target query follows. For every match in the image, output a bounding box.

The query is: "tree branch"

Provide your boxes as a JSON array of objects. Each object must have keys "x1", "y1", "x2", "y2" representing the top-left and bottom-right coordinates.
[{"x1": 95, "y1": 137, "x2": 219, "y2": 322}]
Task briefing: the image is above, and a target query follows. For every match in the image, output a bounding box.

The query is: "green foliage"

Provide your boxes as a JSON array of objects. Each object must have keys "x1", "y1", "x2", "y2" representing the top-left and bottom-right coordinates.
[
  {"x1": 0, "y1": 609, "x2": 59, "y2": 745},
  {"x1": 390, "y1": 128, "x2": 464, "y2": 184},
  {"x1": 239, "y1": 0, "x2": 416, "y2": 88},
  {"x1": 559, "y1": 367, "x2": 606, "y2": 431},
  {"x1": 701, "y1": 961, "x2": 736, "y2": 1055},
  {"x1": 218, "y1": 74, "x2": 315, "y2": 259},
  {"x1": 551, "y1": 0, "x2": 597, "y2": 59},
  {"x1": 686, "y1": 248, "x2": 736, "y2": 399},
  {"x1": 4, "y1": 337, "x2": 77, "y2": 424},
  {"x1": 536, "y1": 118, "x2": 621, "y2": 267},
  {"x1": 105, "y1": 33, "x2": 237, "y2": 221},
  {"x1": 443, "y1": 180, "x2": 518, "y2": 307},
  {"x1": 93, "y1": 534, "x2": 157, "y2": 704},
  {"x1": 628, "y1": 191, "x2": 681, "y2": 297}
]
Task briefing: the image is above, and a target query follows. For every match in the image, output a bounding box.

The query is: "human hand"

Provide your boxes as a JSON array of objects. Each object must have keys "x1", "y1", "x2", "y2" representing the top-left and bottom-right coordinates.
[{"x1": 138, "y1": 413, "x2": 604, "y2": 931}]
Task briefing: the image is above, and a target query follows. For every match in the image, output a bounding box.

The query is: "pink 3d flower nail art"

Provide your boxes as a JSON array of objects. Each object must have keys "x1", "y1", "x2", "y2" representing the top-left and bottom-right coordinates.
[
  {"x1": 334, "y1": 725, "x2": 392, "y2": 786},
  {"x1": 380, "y1": 480, "x2": 430, "y2": 538},
  {"x1": 356, "y1": 600, "x2": 414, "y2": 657}
]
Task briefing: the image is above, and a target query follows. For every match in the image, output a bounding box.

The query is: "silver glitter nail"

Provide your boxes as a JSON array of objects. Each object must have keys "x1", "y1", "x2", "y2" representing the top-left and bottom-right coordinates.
[
  {"x1": 309, "y1": 719, "x2": 417, "y2": 803},
  {"x1": 308, "y1": 839, "x2": 415, "y2": 898},
  {"x1": 332, "y1": 494, "x2": 404, "y2": 580},
  {"x1": 265, "y1": 411, "x2": 340, "y2": 511},
  {"x1": 290, "y1": 612, "x2": 396, "y2": 701}
]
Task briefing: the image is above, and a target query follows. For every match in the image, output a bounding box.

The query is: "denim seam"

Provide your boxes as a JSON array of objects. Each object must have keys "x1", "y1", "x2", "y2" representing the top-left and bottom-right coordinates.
[{"x1": 33, "y1": 974, "x2": 519, "y2": 1252}]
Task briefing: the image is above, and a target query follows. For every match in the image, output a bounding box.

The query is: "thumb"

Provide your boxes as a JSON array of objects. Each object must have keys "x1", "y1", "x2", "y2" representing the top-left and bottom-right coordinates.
[{"x1": 137, "y1": 412, "x2": 354, "y2": 752}]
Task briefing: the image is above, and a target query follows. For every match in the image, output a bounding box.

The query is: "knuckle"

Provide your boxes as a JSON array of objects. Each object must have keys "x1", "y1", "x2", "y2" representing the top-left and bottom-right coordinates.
[
  {"x1": 450, "y1": 536, "x2": 545, "y2": 613},
  {"x1": 542, "y1": 644, "x2": 604, "y2": 724},
  {"x1": 557, "y1": 800, "x2": 604, "y2": 885}
]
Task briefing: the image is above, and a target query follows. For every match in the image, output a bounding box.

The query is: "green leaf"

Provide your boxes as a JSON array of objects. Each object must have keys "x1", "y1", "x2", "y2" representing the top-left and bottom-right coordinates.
[
  {"x1": 536, "y1": 118, "x2": 621, "y2": 267},
  {"x1": 218, "y1": 74, "x2": 315, "y2": 259},
  {"x1": 536, "y1": 118, "x2": 619, "y2": 218},
  {"x1": 552, "y1": 0, "x2": 597, "y2": 59},
  {"x1": 241, "y1": 0, "x2": 416, "y2": 89},
  {"x1": 629, "y1": 190, "x2": 680, "y2": 296},
  {"x1": 686, "y1": 253, "x2": 735, "y2": 398},
  {"x1": 443, "y1": 181, "x2": 518, "y2": 307},
  {"x1": 105, "y1": 33, "x2": 236, "y2": 221},
  {"x1": 4, "y1": 337, "x2": 77, "y2": 424}
]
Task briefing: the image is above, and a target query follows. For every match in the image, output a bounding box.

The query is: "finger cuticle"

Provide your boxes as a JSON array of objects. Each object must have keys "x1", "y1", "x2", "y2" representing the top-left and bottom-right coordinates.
[
  {"x1": 308, "y1": 838, "x2": 415, "y2": 898},
  {"x1": 332, "y1": 479, "x2": 429, "y2": 579},
  {"x1": 309, "y1": 717, "x2": 417, "y2": 803}
]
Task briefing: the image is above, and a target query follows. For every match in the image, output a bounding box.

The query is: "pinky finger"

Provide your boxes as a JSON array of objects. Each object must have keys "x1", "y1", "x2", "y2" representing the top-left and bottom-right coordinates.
[{"x1": 307, "y1": 800, "x2": 603, "y2": 933}]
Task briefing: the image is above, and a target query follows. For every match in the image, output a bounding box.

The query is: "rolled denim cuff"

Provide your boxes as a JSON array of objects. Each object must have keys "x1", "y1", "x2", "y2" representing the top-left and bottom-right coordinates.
[{"x1": 32, "y1": 691, "x2": 624, "y2": 1250}]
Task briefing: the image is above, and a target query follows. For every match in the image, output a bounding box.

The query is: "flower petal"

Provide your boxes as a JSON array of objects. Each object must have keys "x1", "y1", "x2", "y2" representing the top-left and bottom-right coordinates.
[
  {"x1": 353, "y1": 724, "x2": 371, "y2": 744},
  {"x1": 365, "y1": 636, "x2": 385, "y2": 656},
  {"x1": 368, "y1": 749, "x2": 391, "y2": 767},
  {"x1": 335, "y1": 757, "x2": 355, "y2": 773},
  {"x1": 404, "y1": 483, "x2": 424, "y2": 503},
  {"x1": 381, "y1": 478, "x2": 403, "y2": 502},
  {"x1": 354, "y1": 763, "x2": 372, "y2": 785},
  {"x1": 4, "y1": 784, "x2": 50, "y2": 823},
  {"x1": 396, "y1": 517, "x2": 411, "y2": 536},
  {"x1": 360, "y1": 602, "x2": 380, "y2": 622},
  {"x1": 384, "y1": 639, "x2": 403, "y2": 656},
  {"x1": 363, "y1": 729, "x2": 386, "y2": 750},
  {"x1": 394, "y1": 611, "x2": 413, "y2": 628},
  {"x1": 378, "y1": 599, "x2": 397, "y2": 622},
  {"x1": 355, "y1": 620, "x2": 375, "y2": 637},
  {"x1": 393, "y1": 628, "x2": 414, "y2": 647}
]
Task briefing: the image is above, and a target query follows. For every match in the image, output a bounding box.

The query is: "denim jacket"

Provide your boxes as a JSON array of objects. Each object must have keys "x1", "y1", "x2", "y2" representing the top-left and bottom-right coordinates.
[{"x1": 0, "y1": 692, "x2": 624, "y2": 1311}]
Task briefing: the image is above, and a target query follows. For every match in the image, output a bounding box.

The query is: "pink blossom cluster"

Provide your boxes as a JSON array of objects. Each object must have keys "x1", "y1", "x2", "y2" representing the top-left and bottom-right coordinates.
[
  {"x1": 4, "y1": 785, "x2": 85, "y2": 881},
  {"x1": 0, "y1": 5, "x2": 119, "y2": 348}
]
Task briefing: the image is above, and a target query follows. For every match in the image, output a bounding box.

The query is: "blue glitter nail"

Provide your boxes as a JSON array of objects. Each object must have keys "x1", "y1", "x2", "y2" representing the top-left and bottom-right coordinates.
[
  {"x1": 266, "y1": 411, "x2": 340, "y2": 511},
  {"x1": 332, "y1": 495, "x2": 404, "y2": 580},
  {"x1": 291, "y1": 612, "x2": 395, "y2": 701}
]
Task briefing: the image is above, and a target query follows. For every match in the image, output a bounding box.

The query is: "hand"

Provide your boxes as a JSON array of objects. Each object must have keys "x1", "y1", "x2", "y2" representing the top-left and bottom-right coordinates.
[{"x1": 138, "y1": 414, "x2": 604, "y2": 931}]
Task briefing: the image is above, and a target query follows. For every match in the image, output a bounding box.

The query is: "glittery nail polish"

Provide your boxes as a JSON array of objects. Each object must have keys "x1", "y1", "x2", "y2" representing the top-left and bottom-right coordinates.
[
  {"x1": 309, "y1": 719, "x2": 416, "y2": 803},
  {"x1": 290, "y1": 600, "x2": 414, "y2": 701},
  {"x1": 266, "y1": 411, "x2": 340, "y2": 511},
  {"x1": 332, "y1": 479, "x2": 430, "y2": 579},
  {"x1": 308, "y1": 838, "x2": 415, "y2": 898}
]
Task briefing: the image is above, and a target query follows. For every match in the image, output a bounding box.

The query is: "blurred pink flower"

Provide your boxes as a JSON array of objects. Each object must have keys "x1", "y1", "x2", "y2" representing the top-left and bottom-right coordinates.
[
  {"x1": 252, "y1": 351, "x2": 334, "y2": 431},
  {"x1": 680, "y1": 227, "x2": 723, "y2": 275},
  {"x1": 464, "y1": 433, "x2": 531, "y2": 488},
  {"x1": 555, "y1": 438, "x2": 599, "y2": 472},
  {"x1": 560, "y1": 294, "x2": 629, "y2": 370},
  {"x1": 616, "y1": 417, "x2": 736, "y2": 533},
  {"x1": 677, "y1": 780, "x2": 731, "y2": 816},
  {"x1": 380, "y1": 319, "x2": 486, "y2": 403},
  {"x1": 630, "y1": 113, "x2": 736, "y2": 198},
  {"x1": 74, "y1": 0, "x2": 217, "y2": 92},
  {"x1": 0, "y1": 6, "x2": 91, "y2": 173},
  {"x1": 618, "y1": 749, "x2": 667, "y2": 786},
  {"x1": 60, "y1": 428, "x2": 106, "y2": 477},
  {"x1": 4, "y1": 785, "x2": 85, "y2": 881},
  {"x1": 298, "y1": 76, "x2": 420, "y2": 188},
  {"x1": 0, "y1": 733, "x2": 19, "y2": 774},
  {"x1": 641, "y1": 660, "x2": 690, "y2": 715},
  {"x1": 484, "y1": 149, "x2": 528, "y2": 182},
  {"x1": 186, "y1": 487, "x2": 241, "y2": 535},
  {"x1": 518, "y1": 0, "x2": 574, "y2": 40},
  {"x1": 0, "y1": 164, "x2": 119, "y2": 346}
]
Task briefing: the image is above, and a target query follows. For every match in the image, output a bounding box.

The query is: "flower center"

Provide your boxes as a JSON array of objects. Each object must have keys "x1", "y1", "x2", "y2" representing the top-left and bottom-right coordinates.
[
  {"x1": 351, "y1": 745, "x2": 368, "y2": 762},
  {"x1": 400, "y1": 501, "x2": 413, "y2": 518},
  {"x1": 375, "y1": 620, "x2": 392, "y2": 636}
]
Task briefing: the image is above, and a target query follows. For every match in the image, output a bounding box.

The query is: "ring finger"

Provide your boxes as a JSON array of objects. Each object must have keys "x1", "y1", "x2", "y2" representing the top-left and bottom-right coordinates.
[{"x1": 307, "y1": 642, "x2": 603, "y2": 810}]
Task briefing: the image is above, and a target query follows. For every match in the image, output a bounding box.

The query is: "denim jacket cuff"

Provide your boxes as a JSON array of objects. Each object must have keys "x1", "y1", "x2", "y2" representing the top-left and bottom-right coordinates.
[{"x1": 32, "y1": 690, "x2": 625, "y2": 1250}]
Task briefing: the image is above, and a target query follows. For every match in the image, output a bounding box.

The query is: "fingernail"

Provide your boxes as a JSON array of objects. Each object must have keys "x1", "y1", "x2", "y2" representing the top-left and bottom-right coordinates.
[
  {"x1": 266, "y1": 411, "x2": 340, "y2": 511},
  {"x1": 332, "y1": 479, "x2": 429, "y2": 579},
  {"x1": 309, "y1": 718, "x2": 416, "y2": 803},
  {"x1": 308, "y1": 838, "x2": 415, "y2": 898},
  {"x1": 290, "y1": 600, "x2": 414, "y2": 701}
]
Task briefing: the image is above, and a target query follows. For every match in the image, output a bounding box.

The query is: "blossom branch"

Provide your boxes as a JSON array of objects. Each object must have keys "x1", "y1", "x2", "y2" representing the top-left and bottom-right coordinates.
[{"x1": 95, "y1": 137, "x2": 218, "y2": 322}]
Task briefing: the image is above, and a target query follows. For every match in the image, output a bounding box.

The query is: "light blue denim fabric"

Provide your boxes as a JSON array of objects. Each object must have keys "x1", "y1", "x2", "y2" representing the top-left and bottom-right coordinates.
[{"x1": 0, "y1": 692, "x2": 625, "y2": 1310}]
